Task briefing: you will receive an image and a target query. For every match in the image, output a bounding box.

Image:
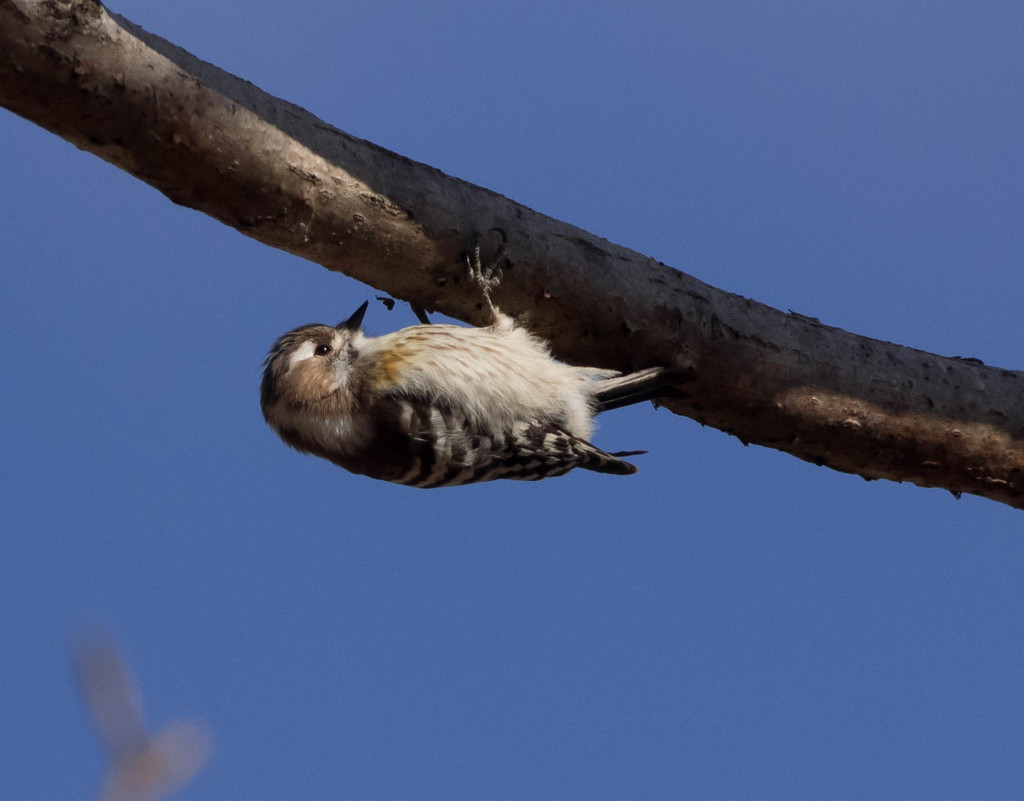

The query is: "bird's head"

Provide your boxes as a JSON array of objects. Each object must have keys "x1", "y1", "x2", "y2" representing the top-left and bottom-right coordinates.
[{"x1": 259, "y1": 301, "x2": 368, "y2": 419}]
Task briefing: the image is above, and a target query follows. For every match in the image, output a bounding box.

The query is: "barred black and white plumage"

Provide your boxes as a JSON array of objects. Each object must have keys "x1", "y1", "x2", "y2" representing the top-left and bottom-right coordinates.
[{"x1": 260, "y1": 300, "x2": 687, "y2": 488}]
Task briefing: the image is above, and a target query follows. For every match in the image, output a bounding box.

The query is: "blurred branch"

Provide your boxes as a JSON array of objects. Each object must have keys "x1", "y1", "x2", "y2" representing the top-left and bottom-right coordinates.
[
  {"x1": 71, "y1": 629, "x2": 209, "y2": 801},
  {"x1": 2, "y1": 0, "x2": 1023, "y2": 508}
]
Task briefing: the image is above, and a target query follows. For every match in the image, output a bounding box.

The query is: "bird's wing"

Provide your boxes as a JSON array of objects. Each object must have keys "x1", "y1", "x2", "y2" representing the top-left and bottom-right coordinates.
[{"x1": 367, "y1": 394, "x2": 637, "y2": 487}]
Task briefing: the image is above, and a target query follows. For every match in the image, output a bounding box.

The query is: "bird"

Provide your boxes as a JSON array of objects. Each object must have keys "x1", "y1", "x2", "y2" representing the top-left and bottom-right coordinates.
[{"x1": 260, "y1": 253, "x2": 688, "y2": 488}]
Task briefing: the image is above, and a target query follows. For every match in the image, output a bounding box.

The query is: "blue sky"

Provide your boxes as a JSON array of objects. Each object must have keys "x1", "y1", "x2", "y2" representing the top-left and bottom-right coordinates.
[{"x1": 3, "y1": 1, "x2": 1024, "y2": 798}]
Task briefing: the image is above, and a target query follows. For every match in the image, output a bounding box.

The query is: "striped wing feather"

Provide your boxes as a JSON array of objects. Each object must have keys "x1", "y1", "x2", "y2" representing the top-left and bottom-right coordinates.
[{"x1": 359, "y1": 395, "x2": 637, "y2": 488}]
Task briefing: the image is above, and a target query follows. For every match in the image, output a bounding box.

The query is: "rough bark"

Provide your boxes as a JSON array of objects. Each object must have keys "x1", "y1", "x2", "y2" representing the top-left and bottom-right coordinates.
[{"x1": 2, "y1": 0, "x2": 1022, "y2": 508}]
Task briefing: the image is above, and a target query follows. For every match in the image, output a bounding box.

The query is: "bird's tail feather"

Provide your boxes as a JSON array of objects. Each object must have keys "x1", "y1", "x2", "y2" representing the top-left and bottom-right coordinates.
[{"x1": 594, "y1": 366, "x2": 693, "y2": 413}]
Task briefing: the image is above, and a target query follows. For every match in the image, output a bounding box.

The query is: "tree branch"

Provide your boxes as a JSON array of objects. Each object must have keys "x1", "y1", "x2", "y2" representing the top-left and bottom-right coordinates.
[{"x1": 2, "y1": 0, "x2": 1022, "y2": 508}]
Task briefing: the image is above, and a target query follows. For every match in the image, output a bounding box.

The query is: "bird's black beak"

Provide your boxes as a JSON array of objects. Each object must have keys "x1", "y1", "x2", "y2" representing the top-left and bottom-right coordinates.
[{"x1": 337, "y1": 300, "x2": 369, "y2": 332}]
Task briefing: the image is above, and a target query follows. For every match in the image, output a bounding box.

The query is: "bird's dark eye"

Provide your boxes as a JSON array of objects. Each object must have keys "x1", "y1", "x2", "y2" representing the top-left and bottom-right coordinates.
[{"x1": 314, "y1": 344, "x2": 332, "y2": 356}]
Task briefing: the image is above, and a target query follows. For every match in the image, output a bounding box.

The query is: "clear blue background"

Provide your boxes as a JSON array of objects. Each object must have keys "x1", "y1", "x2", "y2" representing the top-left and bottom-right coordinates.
[{"x1": 3, "y1": 1, "x2": 1024, "y2": 798}]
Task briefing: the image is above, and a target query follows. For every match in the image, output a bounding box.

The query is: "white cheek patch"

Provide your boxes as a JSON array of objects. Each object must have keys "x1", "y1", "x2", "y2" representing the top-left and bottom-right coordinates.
[{"x1": 287, "y1": 340, "x2": 317, "y2": 370}]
